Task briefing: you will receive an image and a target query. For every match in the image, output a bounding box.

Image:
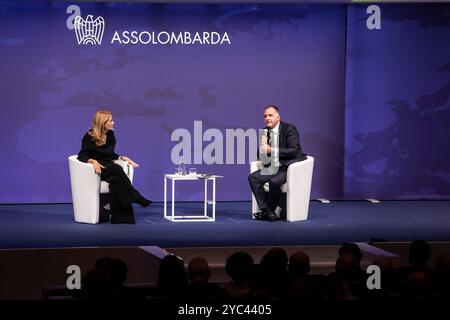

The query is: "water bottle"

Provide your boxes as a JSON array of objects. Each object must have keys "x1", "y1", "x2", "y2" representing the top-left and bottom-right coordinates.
[{"x1": 179, "y1": 158, "x2": 187, "y2": 175}]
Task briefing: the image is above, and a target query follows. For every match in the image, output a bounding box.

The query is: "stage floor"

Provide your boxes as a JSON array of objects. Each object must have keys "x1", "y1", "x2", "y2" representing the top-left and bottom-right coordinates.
[{"x1": 1, "y1": 201, "x2": 449, "y2": 249}]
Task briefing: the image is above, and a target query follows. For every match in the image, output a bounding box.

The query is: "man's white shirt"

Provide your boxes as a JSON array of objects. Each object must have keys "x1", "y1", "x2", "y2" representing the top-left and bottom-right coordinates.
[{"x1": 270, "y1": 122, "x2": 280, "y2": 167}]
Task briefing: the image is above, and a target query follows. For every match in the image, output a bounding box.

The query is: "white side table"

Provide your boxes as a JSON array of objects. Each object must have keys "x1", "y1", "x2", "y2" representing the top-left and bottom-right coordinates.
[{"x1": 164, "y1": 174, "x2": 222, "y2": 222}]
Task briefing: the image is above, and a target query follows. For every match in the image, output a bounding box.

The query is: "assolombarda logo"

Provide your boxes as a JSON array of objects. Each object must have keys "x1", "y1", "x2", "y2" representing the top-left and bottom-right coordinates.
[
  {"x1": 66, "y1": 5, "x2": 104, "y2": 45},
  {"x1": 66, "y1": 5, "x2": 231, "y2": 46},
  {"x1": 74, "y1": 15, "x2": 105, "y2": 45}
]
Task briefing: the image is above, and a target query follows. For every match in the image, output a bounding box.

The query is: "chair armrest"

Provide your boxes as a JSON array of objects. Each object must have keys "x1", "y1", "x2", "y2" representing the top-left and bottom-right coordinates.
[
  {"x1": 250, "y1": 160, "x2": 263, "y2": 173},
  {"x1": 68, "y1": 156, "x2": 102, "y2": 223},
  {"x1": 286, "y1": 156, "x2": 314, "y2": 192},
  {"x1": 285, "y1": 156, "x2": 314, "y2": 221},
  {"x1": 114, "y1": 159, "x2": 134, "y2": 183},
  {"x1": 68, "y1": 156, "x2": 101, "y2": 192}
]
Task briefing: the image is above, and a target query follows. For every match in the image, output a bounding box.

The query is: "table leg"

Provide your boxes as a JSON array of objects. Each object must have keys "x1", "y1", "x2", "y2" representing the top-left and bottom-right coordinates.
[
  {"x1": 213, "y1": 177, "x2": 216, "y2": 221},
  {"x1": 172, "y1": 179, "x2": 175, "y2": 221},
  {"x1": 204, "y1": 178, "x2": 208, "y2": 217},
  {"x1": 164, "y1": 176, "x2": 167, "y2": 219}
]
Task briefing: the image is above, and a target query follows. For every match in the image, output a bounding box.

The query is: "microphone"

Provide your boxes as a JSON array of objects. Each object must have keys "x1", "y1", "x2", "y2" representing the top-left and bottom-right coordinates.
[{"x1": 261, "y1": 128, "x2": 268, "y2": 151}]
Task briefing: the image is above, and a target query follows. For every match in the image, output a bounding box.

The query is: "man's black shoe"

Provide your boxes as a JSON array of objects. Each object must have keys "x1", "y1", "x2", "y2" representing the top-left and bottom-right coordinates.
[
  {"x1": 254, "y1": 207, "x2": 273, "y2": 220},
  {"x1": 266, "y1": 208, "x2": 278, "y2": 222},
  {"x1": 253, "y1": 211, "x2": 266, "y2": 220}
]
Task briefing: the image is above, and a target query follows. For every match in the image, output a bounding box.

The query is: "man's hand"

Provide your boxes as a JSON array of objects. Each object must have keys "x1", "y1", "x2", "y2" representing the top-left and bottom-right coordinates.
[
  {"x1": 260, "y1": 144, "x2": 272, "y2": 154},
  {"x1": 88, "y1": 159, "x2": 105, "y2": 174},
  {"x1": 260, "y1": 134, "x2": 272, "y2": 154},
  {"x1": 120, "y1": 156, "x2": 140, "y2": 168}
]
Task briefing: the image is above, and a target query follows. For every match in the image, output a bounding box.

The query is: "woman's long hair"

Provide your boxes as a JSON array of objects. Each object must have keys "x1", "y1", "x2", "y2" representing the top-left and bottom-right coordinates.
[{"x1": 88, "y1": 110, "x2": 112, "y2": 146}]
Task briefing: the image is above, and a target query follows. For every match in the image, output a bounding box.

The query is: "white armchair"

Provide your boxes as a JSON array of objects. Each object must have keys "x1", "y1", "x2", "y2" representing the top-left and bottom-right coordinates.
[
  {"x1": 250, "y1": 156, "x2": 314, "y2": 222},
  {"x1": 68, "y1": 155, "x2": 134, "y2": 224}
]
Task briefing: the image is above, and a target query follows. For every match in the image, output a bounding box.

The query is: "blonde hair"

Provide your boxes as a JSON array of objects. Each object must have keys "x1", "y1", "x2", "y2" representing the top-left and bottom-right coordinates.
[{"x1": 88, "y1": 110, "x2": 112, "y2": 146}]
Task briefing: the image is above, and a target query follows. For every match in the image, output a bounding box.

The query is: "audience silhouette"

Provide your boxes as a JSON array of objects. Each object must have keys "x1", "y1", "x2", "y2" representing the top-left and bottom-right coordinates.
[
  {"x1": 223, "y1": 251, "x2": 254, "y2": 298},
  {"x1": 55, "y1": 240, "x2": 448, "y2": 301},
  {"x1": 156, "y1": 254, "x2": 188, "y2": 298}
]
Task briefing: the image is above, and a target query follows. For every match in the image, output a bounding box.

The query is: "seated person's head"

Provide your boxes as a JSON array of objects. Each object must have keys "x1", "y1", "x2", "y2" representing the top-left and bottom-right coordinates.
[
  {"x1": 187, "y1": 257, "x2": 211, "y2": 283},
  {"x1": 339, "y1": 243, "x2": 363, "y2": 262},
  {"x1": 261, "y1": 247, "x2": 288, "y2": 276},
  {"x1": 157, "y1": 254, "x2": 188, "y2": 291},
  {"x1": 335, "y1": 253, "x2": 359, "y2": 278},
  {"x1": 288, "y1": 251, "x2": 310, "y2": 275},
  {"x1": 225, "y1": 251, "x2": 254, "y2": 284}
]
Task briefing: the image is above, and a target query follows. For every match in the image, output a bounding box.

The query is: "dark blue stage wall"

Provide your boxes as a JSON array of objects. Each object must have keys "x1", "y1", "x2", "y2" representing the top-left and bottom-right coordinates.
[
  {"x1": 345, "y1": 4, "x2": 450, "y2": 199},
  {"x1": 0, "y1": 2, "x2": 449, "y2": 203}
]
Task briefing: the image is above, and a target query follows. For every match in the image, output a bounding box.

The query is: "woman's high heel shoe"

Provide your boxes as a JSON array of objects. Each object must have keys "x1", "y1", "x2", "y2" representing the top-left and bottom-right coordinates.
[{"x1": 136, "y1": 197, "x2": 152, "y2": 208}]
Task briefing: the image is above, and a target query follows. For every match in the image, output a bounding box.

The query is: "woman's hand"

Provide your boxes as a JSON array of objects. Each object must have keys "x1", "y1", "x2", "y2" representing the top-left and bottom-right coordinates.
[
  {"x1": 88, "y1": 159, "x2": 105, "y2": 174},
  {"x1": 120, "y1": 156, "x2": 140, "y2": 168}
]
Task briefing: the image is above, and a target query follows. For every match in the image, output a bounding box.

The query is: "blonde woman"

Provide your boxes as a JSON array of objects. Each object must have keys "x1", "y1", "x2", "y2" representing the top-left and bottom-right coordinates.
[{"x1": 77, "y1": 110, "x2": 151, "y2": 224}]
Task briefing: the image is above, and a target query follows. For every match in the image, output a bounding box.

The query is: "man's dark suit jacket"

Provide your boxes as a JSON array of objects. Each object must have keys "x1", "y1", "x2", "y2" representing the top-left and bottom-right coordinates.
[{"x1": 258, "y1": 121, "x2": 307, "y2": 168}]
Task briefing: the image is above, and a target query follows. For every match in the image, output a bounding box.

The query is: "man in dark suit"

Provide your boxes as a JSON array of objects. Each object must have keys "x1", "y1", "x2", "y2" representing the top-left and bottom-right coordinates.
[{"x1": 248, "y1": 105, "x2": 306, "y2": 221}]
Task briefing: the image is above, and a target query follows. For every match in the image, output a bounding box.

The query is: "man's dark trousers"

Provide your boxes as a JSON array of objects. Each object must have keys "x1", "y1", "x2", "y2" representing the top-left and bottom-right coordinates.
[{"x1": 248, "y1": 166, "x2": 287, "y2": 212}]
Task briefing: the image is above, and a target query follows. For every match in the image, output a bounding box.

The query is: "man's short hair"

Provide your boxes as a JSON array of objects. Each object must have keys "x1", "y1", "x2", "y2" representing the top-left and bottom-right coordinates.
[{"x1": 264, "y1": 105, "x2": 280, "y2": 113}]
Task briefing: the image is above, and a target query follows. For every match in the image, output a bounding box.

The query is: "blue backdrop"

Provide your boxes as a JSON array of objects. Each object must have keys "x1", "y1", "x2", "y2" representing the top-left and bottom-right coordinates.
[
  {"x1": 0, "y1": 2, "x2": 449, "y2": 203},
  {"x1": 345, "y1": 4, "x2": 450, "y2": 199}
]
